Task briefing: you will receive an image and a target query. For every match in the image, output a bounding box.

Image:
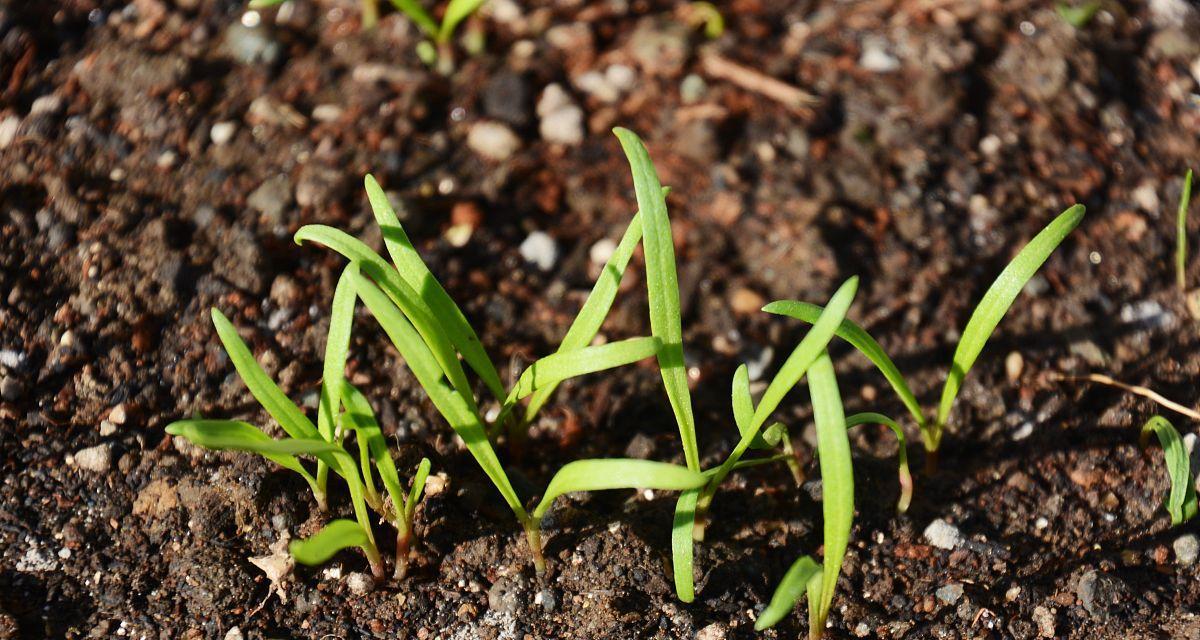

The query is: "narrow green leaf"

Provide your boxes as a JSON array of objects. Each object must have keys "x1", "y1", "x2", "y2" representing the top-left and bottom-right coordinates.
[
  {"x1": 247, "y1": 0, "x2": 286, "y2": 8},
  {"x1": 845, "y1": 412, "x2": 913, "y2": 514},
  {"x1": 703, "y1": 278, "x2": 858, "y2": 497},
  {"x1": 295, "y1": 225, "x2": 479, "y2": 417},
  {"x1": 1055, "y1": 1, "x2": 1101, "y2": 28},
  {"x1": 364, "y1": 175, "x2": 504, "y2": 401},
  {"x1": 353, "y1": 272, "x2": 529, "y2": 521},
  {"x1": 166, "y1": 419, "x2": 311, "y2": 479},
  {"x1": 763, "y1": 300, "x2": 924, "y2": 429},
  {"x1": 437, "y1": 0, "x2": 487, "y2": 43},
  {"x1": 316, "y1": 265, "x2": 358, "y2": 492},
  {"x1": 289, "y1": 519, "x2": 373, "y2": 565},
  {"x1": 672, "y1": 488, "x2": 699, "y2": 603},
  {"x1": 1178, "y1": 170, "x2": 1193, "y2": 292},
  {"x1": 506, "y1": 337, "x2": 661, "y2": 403},
  {"x1": 524, "y1": 208, "x2": 649, "y2": 424},
  {"x1": 385, "y1": 0, "x2": 437, "y2": 35},
  {"x1": 406, "y1": 457, "x2": 432, "y2": 523},
  {"x1": 1140, "y1": 416, "x2": 1198, "y2": 526},
  {"x1": 807, "y1": 351, "x2": 852, "y2": 631},
  {"x1": 754, "y1": 555, "x2": 822, "y2": 631},
  {"x1": 936, "y1": 205, "x2": 1086, "y2": 433},
  {"x1": 532, "y1": 459, "x2": 706, "y2": 520},
  {"x1": 210, "y1": 309, "x2": 320, "y2": 440},
  {"x1": 341, "y1": 383, "x2": 406, "y2": 518},
  {"x1": 613, "y1": 127, "x2": 699, "y2": 471}
]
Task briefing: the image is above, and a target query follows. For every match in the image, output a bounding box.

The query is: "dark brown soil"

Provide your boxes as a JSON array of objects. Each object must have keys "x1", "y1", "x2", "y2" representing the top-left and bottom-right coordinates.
[{"x1": 3, "y1": 0, "x2": 1200, "y2": 638}]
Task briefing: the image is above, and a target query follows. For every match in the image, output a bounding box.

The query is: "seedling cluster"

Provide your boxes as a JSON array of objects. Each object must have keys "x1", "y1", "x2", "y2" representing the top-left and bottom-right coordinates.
[{"x1": 168, "y1": 129, "x2": 1193, "y2": 636}]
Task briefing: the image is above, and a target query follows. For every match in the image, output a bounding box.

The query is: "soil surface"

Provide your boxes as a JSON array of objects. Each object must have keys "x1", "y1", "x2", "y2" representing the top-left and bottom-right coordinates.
[{"x1": 4, "y1": 0, "x2": 1200, "y2": 638}]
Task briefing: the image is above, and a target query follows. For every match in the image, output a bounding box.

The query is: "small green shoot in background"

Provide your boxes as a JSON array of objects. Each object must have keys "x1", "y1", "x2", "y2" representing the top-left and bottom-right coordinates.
[
  {"x1": 1140, "y1": 416, "x2": 1197, "y2": 526},
  {"x1": 1177, "y1": 169, "x2": 1194, "y2": 292},
  {"x1": 1055, "y1": 1, "x2": 1102, "y2": 28}
]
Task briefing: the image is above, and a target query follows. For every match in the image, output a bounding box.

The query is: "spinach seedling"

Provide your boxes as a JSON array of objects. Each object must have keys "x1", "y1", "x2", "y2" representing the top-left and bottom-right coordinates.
[
  {"x1": 1140, "y1": 415, "x2": 1198, "y2": 526},
  {"x1": 1177, "y1": 169, "x2": 1194, "y2": 292},
  {"x1": 769, "y1": 205, "x2": 1086, "y2": 469},
  {"x1": 296, "y1": 171, "x2": 677, "y2": 571},
  {"x1": 753, "y1": 351, "x2": 853, "y2": 637}
]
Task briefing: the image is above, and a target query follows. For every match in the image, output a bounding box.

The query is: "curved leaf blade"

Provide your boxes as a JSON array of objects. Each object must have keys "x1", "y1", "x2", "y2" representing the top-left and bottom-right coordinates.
[
  {"x1": 754, "y1": 555, "x2": 822, "y2": 631},
  {"x1": 365, "y1": 175, "x2": 504, "y2": 400},
  {"x1": 845, "y1": 412, "x2": 913, "y2": 513},
  {"x1": 672, "y1": 488, "x2": 699, "y2": 603},
  {"x1": 289, "y1": 519, "x2": 373, "y2": 565},
  {"x1": 808, "y1": 351, "x2": 852, "y2": 631},
  {"x1": 532, "y1": 459, "x2": 706, "y2": 520},
  {"x1": 506, "y1": 337, "x2": 661, "y2": 403},
  {"x1": 165, "y1": 419, "x2": 310, "y2": 478},
  {"x1": 613, "y1": 127, "x2": 699, "y2": 471},
  {"x1": 936, "y1": 204, "x2": 1086, "y2": 430},
  {"x1": 384, "y1": 0, "x2": 437, "y2": 35},
  {"x1": 1140, "y1": 415, "x2": 1198, "y2": 526},
  {"x1": 210, "y1": 309, "x2": 320, "y2": 440},
  {"x1": 1178, "y1": 169, "x2": 1194, "y2": 292},
  {"x1": 763, "y1": 300, "x2": 923, "y2": 429},
  {"x1": 437, "y1": 0, "x2": 487, "y2": 43}
]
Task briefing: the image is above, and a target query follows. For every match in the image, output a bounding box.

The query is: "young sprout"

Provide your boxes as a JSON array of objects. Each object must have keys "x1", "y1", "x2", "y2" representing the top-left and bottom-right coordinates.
[
  {"x1": 844, "y1": 413, "x2": 912, "y2": 514},
  {"x1": 683, "y1": 2, "x2": 725, "y2": 39},
  {"x1": 1055, "y1": 1, "x2": 1101, "y2": 28},
  {"x1": 754, "y1": 351, "x2": 853, "y2": 637},
  {"x1": 769, "y1": 205, "x2": 1086, "y2": 470},
  {"x1": 670, "y1": 278, "x2": 858, "y2": 603},
  {"x1": 1177, "y1": 169, "x2": 1194, "y2": 292},
  {"x1": 1140, "y1": 416, "x2": 1198, "y2": 526},
  {"x1": 248, "y1": 0, "x2": 486, "y2": 69},
  {"x1": 296, "y1": 169, "x2": 672, "y2": 572}
]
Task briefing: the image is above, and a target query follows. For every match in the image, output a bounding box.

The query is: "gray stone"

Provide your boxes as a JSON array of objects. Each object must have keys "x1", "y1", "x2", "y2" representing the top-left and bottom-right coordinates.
[
  {"x1": 936, "y1": 583, "x2": 964, "y2": 604},
  {"x1": 1174, "y1": 533, "x2": 1199, "y2": 565},
  {"x1": 536, "y1": 84, "x2": 584, "y2": 145},
  {"x1": 248, "y1": 174, "x2": 293, "y2": 224},
  {"x1": 1076, "y1": 570, "x2": 1125, "y2": 618},
  {"x1": 923, "y1": 519, "x2": 962, "y2": 550},
  {"x1": 467, "y1": 121, "x2": 521, "y2": 161},
  {"x1": 487, "y1": 576, "x2": 524, "y2": 616},
  {"x1": 223, "y1": 23, "x2": 280, "y2": 65},
  {"x1": 533, "y1": 588, "x2": 557, "y2": 612},
  {"x1": 73, "y1": 444, "x2": 112, "y2": 473}
]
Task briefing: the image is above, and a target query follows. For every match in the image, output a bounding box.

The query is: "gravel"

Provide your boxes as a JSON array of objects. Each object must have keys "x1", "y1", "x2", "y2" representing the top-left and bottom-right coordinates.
[
  {"x1": 1174, "y1": 533, "x2": 1199, "y2": 565},
  {"x1": 467, "y1": 121, "x2": 521, "y2": 161},
  {"x1": 519, "y1": 231, "x2": 558, "y2": 271},
  {"x1": 536, "y1": 84, "x2": 584, "y2": 145},
  {"x1": 72, "y1": 444, "x2": 112, "y2": 473},
  {"x1": 923, "y1": 519, "x2": 962, "y2": 550},
  {"x1": 936, "y1": 583, "x2": 964, "y2": 604}
]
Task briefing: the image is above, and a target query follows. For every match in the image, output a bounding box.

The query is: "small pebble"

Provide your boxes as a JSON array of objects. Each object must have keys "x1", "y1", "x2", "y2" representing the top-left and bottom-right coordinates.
[
  {"x1": 1005, "y1": 351, "x2": 1023, "y2": 381},
  {"x1": 0, "y1": 115, "x2": 19, "y2": 149},
  {"x1": 99, "y1": 420, "x2": 117, "y2": 437},
  {"x1": 72, "y1": 444, "x2": 112, "y2": 473},
  {"x1": 536, "y1": 84, "x2": 584, "y2": 145},
  {"x1": 30, "y1": 95, "x2": 64, "y2": 116},
  {"x1": 0, "y1": 375, "x2": 25, "y2": 401},
  {"x1": 935, "y1": 583, "x2": 964, "y2": 605},
  {"x1": 1032, "y1": 606, "x2": 1056, "y2": 637},
  {"x1": 346, "y1": 572, "x2": 375, "y2": 595},
  {"x1": 224, "y1": 628, "x2": 244, "y2": 640},
  {"x1": 467, "y1": 121, "x2": 521, "y2": 161},
  {"x1": 1174, "y1": 533, "x2": 1199, "y2": 565},
  {"x1": 533, "y1": 588, "x2": 557, "y2": 612},
  {"x1": 210, "y1": 121, "x2": 236, "y2": 145},
  {"x1": 979, "y1": 134, "x2": 1002, "y2": 157},
  {"x1": 312, "y1": 104, "x2": 344, "y2": 122},
  {"x1": 860, "y1": 37, "x2": 900, "y2": 72},
  {"x1": 696, "y1": 622, "x2": 726, "y2": 640},
  {"x1": 923, "y1": 519, "x2": 962, "y2": 550},
  {"x1": 109, "y1": 404, "x2": 128, "y2": 425},
  {"x1": 729, "y1": 287, "x2": 766, "y2": 315},
  {"x1": 679, "y1": 74, "x2": 707, "y2": 103},
  {"x1": 1013, "y1": 422, "x2": 1034, "y2": 441},
  {"x1": 589, "y1": 237, "x2": 617, "y2": 266},
  {"x1": 1035, "y1": 517, "x2": 1049, "y2": 530},
  {"x1": 519, "y1": 231, "x2": 558, "y2": 271}
]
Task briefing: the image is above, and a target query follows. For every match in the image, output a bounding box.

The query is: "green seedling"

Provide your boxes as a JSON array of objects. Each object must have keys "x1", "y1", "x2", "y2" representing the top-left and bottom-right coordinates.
[
  {"x1": 1055, "y1": 1, "x2": 1102, "y2": 28},
  {"x1": 295, "y1": 167, "x2": 678, "y2": 572},
  {"x1": 753, "y1": 351, "x2": 853, "y2": 637},
  {"x1": 844, "y1": 413, "x2": 912, "y2": 514},
  {"x1": 1140, "y1": 416, "x2": 1198, "y2": 526},
  {"x1": 166, "y1": 270, "x2": 434, "y2": 578},
  {"x1": 1177, "y1": 169, "x2": 1194, "y2": 292},
  {"x1": 248, "y1": 0, "x2": 485, "y2": 68},
  {"x1": 768, "y1": 205, "x2": 1086, "y2": 468},
  {"x1": 685, "y1": 2, "x2": 725, "y2": 39}
]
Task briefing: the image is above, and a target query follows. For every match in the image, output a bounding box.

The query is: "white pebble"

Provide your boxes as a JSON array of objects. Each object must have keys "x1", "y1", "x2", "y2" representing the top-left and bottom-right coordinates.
[
  {"x1": 72, "y1": 444, "x2": 112, "y2": 473},
  {"x1": 979, "y1": 134, "x2": 1002, "y2": 157},
  {"x1": 0, "y1": 115, "x2": 19, "y2": 149},
  {"x1": 536, "y1": 84, "x2": 584, "y2": 145},
  {"x1": 923, "y1": 519, "x2": 962, "y2": 550},
  {"x1": 30, "y1": 94, "x2": 63, "y2": 116},
  {"x1": 859, "y1": 38, "x2": 900, "y2": 72},
  {"x1": 519, "y1": 231, "x2": 558, "y2": 271},
  {"x1": 467, "y1": 121, "x2": 521, "y2": 161},
  {"x1": 1013, "y1": 422, "x2": 1034, "y2": 441},
  {"x1": 312, "y1": 104, "x2": 344, "y2": 122},
  {"x1": 1131, "y1": 182, "x2": 1159, "y2": 212},
  {"x1": 346, "y1": 572, "x2": 375, "y2": 595},
  {"x1": 589, "y1": 237, "x2": 617, "y2": 266},
  {"x1": 224, "y1": 627, "x2": 244, "y2": 640},
  {"x1": 1174, "y1": 533, "x2": 1199, "y2": 565},
  {"x1": 210, "y1": 121, "x2": 237, "y2": 146},
  {"x1": 1035, "y1": 517, "x2": 1049, "y2": 530}
]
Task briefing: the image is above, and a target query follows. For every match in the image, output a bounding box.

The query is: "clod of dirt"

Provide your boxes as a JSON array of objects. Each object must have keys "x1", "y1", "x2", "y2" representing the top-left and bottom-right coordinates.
[{"x1": 1076, "y1": 570, "x2": 1129, "y2": 619}]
